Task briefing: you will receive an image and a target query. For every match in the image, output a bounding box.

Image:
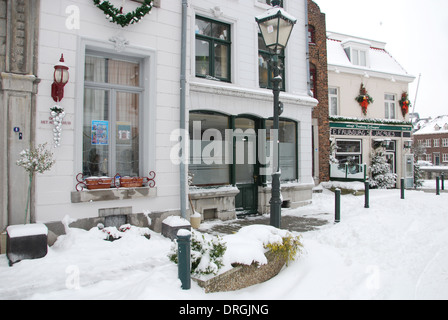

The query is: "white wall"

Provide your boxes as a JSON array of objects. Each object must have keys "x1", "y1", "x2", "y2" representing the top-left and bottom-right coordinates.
[{"x1": 34, "y1": 0, "x2": 315, "y2": 224}]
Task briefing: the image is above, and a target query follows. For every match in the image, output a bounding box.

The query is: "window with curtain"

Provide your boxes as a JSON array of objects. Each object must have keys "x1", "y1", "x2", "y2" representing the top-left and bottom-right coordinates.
[
  {"x1": 189, "y1": 112, "x2": 231, "y2": 186},
  {"x1": 83, "y1": 54, "x2": 143, "y2": 178},
  {"x1": 265, "y1": 119, "x2": 298, "y2": 181},
  {"x1": 195, "y1": 16, "x2": 231, "y2": 82}
]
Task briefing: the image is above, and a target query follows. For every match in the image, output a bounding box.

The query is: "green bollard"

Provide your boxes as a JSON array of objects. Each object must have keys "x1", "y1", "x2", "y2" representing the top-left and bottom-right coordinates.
[
  {"x1": 436, "y1": 177, "x2": 440, "y2": 196},
  {"x1": 177, "y1": 231, "x2": 191, "y2": 290},
  {"x1": 364, "y1": 181, "x2": 370, "y2": 209},
  {"x1": 401, "y1": 178, "x2": 405, "y2": 200},
  {"x1": 335, "y1": 189, "x2": 341, "y2": 223},
  {"x1": 441, "y1": 173, "x2": 445, "y2": 191}
]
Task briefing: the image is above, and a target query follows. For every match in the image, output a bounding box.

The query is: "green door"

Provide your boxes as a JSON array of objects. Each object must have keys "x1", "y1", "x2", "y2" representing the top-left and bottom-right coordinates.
[{"x1": 234, "y1": 117, "x2": 259, "y2": 215}]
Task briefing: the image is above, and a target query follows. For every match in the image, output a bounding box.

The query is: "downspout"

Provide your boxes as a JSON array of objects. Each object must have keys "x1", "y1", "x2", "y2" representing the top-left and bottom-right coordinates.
[
  {"x1": 180, "y1": 0, "x2": 188, "y2": 219},
  {"x1": 305, "y1": 0, "x2": 311, "y2": 96}
]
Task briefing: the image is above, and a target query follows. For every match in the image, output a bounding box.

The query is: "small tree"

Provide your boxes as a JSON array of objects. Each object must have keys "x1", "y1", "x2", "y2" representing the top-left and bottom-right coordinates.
[
  {"x1": 414, "y1": 162, "x2": 424, "y2": 189},
  {"x1": 370, "y1": 149, "x2": 397, "y2": 189},
  {"x1": 16, "y1": 143, "x2": 55, "y2": 224}
]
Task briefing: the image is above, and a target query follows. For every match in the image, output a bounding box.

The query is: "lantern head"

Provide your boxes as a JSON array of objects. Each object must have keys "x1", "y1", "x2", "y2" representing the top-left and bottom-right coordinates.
[{"x1": 51, "y1": 54, "x2": 69, "y2": 102}]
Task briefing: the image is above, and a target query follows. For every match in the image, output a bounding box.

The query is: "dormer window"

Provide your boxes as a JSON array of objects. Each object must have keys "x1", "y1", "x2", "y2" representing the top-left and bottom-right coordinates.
[
  {"x1": 435, "y1": 124, "x2": 441, "y2": 131},
  {"x1": 444, "y1": 124, "x2": 448, "y2": 130},
  {"x1": 341, "y1": 38, "x2": 370, "y2": 67}
]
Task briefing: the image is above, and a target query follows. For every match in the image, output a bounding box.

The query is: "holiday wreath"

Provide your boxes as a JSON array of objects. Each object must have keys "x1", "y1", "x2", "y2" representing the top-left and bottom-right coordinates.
[
  {"x1": 93, "y1": 0, "x2": 153, "y2": 28},
  {"x1": 399, "y1": 91, "x2": 411, "y2": 118},
  {"x1": 355, "y1": 83, "x2": 374, "y2": 116}
]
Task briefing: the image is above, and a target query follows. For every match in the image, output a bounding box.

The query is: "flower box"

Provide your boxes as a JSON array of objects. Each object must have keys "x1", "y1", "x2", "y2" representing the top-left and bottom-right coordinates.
[
  {"x1": 120, "y1": 177, "x2": 144, "y2": 188},
  {"x1": 85, "y1": 177, "x2": 112, "y2": 190}
]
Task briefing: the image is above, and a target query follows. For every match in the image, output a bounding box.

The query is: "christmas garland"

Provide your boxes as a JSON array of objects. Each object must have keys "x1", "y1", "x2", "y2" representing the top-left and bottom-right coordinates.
[
  {"x1": 355, "y1": 83, "x2": 374, "y2": 116},
  {"x1": 93, "y1": 0, "x2": 153, "y2": 28},
  {"x1": 399, "y1": 91, "x2": 411, "y2": 118}
]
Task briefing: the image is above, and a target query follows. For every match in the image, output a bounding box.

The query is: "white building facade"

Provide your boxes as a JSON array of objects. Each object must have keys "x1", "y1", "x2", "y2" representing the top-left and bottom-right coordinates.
[
  {"x1": 17, "y1": 0, "x2": 316, "y2": 234},
  {"x1": 327, "y1": 32, "x2": 415, "y2": 187}
]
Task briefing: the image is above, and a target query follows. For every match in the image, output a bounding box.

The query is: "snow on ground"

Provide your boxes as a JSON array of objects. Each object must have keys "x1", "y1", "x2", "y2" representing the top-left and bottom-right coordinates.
[{"x1": 1, "y1": 185, "x2": 448, "y2": 300}]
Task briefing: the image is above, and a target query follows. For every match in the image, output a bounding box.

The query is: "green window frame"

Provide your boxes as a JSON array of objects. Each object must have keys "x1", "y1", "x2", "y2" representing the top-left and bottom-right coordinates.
[
  {"x1": 195, "y1": 16, "x2": 231, "y2": 82},
  {"x1": 258, "y1": 33, "x2": 286, "y2": 90}
]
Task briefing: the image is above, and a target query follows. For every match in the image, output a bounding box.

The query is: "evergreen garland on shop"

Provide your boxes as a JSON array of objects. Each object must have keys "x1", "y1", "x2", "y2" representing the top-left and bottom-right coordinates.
[{"x1": 93, "y1": 0, "x2": 153, "y2": 28}]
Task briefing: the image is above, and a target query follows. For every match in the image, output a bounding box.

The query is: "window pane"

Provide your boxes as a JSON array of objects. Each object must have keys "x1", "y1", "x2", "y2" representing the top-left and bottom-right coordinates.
[
  {"x1": 189, "y1": 112, "x2": 230, "y2": 186},
  {"x1": 196, "y1": 39, "x2": 210, "y2": 76},
  {"x1": 336, "y1": 140, "x2": 361, "y2": 153},
  {"x1": 266, "y1": 120, "x2": 297, "y2": 181},
  {"x1": 108, "y1": 59, "x2": 140, "y2": 87},
  {"x1": 214, "y1": 43, "x2": 229, "y2": 79},
  {"x1": 85, "y1": 56, "x2": 139, "y2": 87},
  {"x1": 258, "y1": 53, "x2": 270, "y2": 88},
  {"x1": 83, "y1": 88, "x2": 110, "y2": 177},
  {"x1": 360, "y1": 51, "x2": 367, "y2": 66},
  {"x1": 116, "y1": 92, "x2": 140, "y2": 176},
  {"x1": 352, "y1": 50, "x2": 359, "y2": 65},
  {"x1": 212, "y1": 23, "x2": 230, "y2": 41},
  {"x1": 196, "y1": 18, "x2": 211, "y2": 37},
  {"x1": 330, "y1": 96, "x2": 338, "y2": 116},
  {"x1": 235, "y1": 118, "x2": 256, "y2": 184}
]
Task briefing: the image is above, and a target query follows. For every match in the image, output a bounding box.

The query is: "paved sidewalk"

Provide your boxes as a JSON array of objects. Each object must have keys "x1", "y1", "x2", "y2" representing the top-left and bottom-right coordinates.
[{"x1": 198, "y1": 214, "x2": 330, "y2": 236}]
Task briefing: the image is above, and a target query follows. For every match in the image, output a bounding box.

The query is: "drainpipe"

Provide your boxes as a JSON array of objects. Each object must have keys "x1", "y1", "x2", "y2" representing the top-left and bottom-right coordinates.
[
  {"x1": 180, "y1": 0, "x2": 188, "y2": 219},
  {"x1": 304, "y1": 0, "x2": 311, "y2": 96}
]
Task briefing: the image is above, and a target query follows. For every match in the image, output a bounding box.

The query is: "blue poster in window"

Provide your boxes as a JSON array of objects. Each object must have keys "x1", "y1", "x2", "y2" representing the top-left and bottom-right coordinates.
[{"x1": 92, "y1": 120, "x2": 109, "y2": 146}]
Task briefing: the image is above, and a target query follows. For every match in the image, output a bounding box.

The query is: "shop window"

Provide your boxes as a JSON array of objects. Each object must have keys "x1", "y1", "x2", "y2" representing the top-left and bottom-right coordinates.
[
  {"x1": 195, "y1": 16, "x2": 231, "y2": 82},
  {"x1": 258, "y1": 34, "x2": 285, "y2": 90},
  {"x1": 83, "y1": 54, "x2": 143, "y2": 177},
  {"x1": 335, "y1": 139, "x2": 362, "y2": 165},
  {"x1": 266, "y1": 119, "x2": 298, "y2": 181},
  {"x1": 189, "y1": 112, "x2": 231, "y2": 186}
]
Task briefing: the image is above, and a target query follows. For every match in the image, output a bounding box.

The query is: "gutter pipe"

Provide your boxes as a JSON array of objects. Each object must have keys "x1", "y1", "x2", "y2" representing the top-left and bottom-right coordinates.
[{"x1": 180, "y1": 0, "x2": 188, "y2": 219}]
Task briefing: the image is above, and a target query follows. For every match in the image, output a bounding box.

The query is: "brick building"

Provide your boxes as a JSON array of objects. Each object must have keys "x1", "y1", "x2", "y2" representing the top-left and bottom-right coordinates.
[
  {"x1": 414, "y1": 115, "x2": 448, "y2": 166},
  {"x1": 308, "y1": 0, "x2": 330, "y2": 184}
]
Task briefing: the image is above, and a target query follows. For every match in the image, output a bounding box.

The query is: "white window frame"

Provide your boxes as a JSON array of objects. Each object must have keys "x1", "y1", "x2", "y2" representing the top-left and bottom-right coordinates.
[
  {"x1": 75, "y1": 38, "x2": 156, "y2": 181},
  {"x1": 385, "y1": 94, "x2": 396, "y2": 120},
  {"x1": 434, "y1": 139, "x2": 440, "y2": 147},
  {"x1": 425, "y1": 139, "x2": 431, "y2": 147},
  {"x1": 443, "y1": 138, "x2": 448, "y2": 147},
  {"x1": 443, "y1": 153, "x2": 448, "y2": 163},
  {"x1": 329, "y1": 87, "x2": 339, "y2": 116}
]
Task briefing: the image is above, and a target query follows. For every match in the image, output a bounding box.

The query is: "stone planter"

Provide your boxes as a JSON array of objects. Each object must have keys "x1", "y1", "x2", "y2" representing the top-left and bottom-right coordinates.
[
  {"x1": 6, "y1": 224, "x2": 48, "y2": 266},
  {"x1": 193, "y1": 250, "x2": 287, "y2": 293}
]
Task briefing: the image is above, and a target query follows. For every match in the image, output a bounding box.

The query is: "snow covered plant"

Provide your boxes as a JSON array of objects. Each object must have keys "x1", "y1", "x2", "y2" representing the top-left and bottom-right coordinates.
[
  {"x1": 169, "y1": 231, "x2": 227, "y2": 277},
  {"x1": 369, "y1": 150, "x2": 397, "y2": 189},
  {"x1": 16, "y1": 143, "x2": 55, "y2": 224},
  {"x1": 264, "y1": 233, "x2": 303, "y2": 266}
]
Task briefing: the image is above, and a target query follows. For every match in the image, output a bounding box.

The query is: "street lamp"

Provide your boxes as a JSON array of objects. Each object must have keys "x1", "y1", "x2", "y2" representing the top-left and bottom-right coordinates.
[{"x1": 256, "y1": 1, "x2": 296, "y2": 228}]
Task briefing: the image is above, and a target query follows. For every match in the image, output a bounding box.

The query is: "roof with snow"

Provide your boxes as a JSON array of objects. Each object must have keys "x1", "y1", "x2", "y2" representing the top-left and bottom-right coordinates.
[
  {"x1": 327, "y1": 32, "x2": 415, "y2": 82},
  {"x1": 413, "y1": 115, "x2": 448, "y2": 135}
]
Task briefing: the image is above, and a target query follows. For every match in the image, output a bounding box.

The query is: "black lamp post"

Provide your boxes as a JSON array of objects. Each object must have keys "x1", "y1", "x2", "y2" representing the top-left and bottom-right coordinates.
[{"x1": 256, "y1": 1, "x2": 297, "y2": 228}]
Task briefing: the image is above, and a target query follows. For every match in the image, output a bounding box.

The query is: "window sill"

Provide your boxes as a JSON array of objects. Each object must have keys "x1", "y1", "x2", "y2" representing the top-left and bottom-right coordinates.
[{"x1": 71, "y1": 187, "x2": 157, "y2": 204}]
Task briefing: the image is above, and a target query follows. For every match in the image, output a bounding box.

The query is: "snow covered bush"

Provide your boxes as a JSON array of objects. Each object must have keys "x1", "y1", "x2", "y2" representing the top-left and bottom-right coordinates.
[
  {"x1": 369, "y1": 150, "x2": 397, "y2": 189},
  {"x1": 16, "y1": 143, "x2": 55, "y2": 175},
  {"x1": 16, "y1": 143, "x2": 55, "y2": 224},
  {"x1": 264, "y1": 233, "x2": 303, "y2": 266},
  {"x1": 169, "y1": 231, "x2": 227, "y2": 277}
]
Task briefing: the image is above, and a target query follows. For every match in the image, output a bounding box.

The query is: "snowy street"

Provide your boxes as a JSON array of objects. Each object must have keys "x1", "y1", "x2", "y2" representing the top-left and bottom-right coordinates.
[{"x1": 1, "y1": 185, "x2": 447, "y2": 300}]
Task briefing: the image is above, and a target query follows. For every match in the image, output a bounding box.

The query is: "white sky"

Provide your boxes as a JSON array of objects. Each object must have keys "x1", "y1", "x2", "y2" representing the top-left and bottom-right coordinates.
[{"x1": 314, "y1": 0, "x2": 448, "y2": 119}]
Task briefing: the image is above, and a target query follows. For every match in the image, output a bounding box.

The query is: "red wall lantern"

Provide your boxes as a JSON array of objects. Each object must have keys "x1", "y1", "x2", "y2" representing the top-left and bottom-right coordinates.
[{"x1": 51, "y1": 54, "x2": 69, "y2": 102}]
